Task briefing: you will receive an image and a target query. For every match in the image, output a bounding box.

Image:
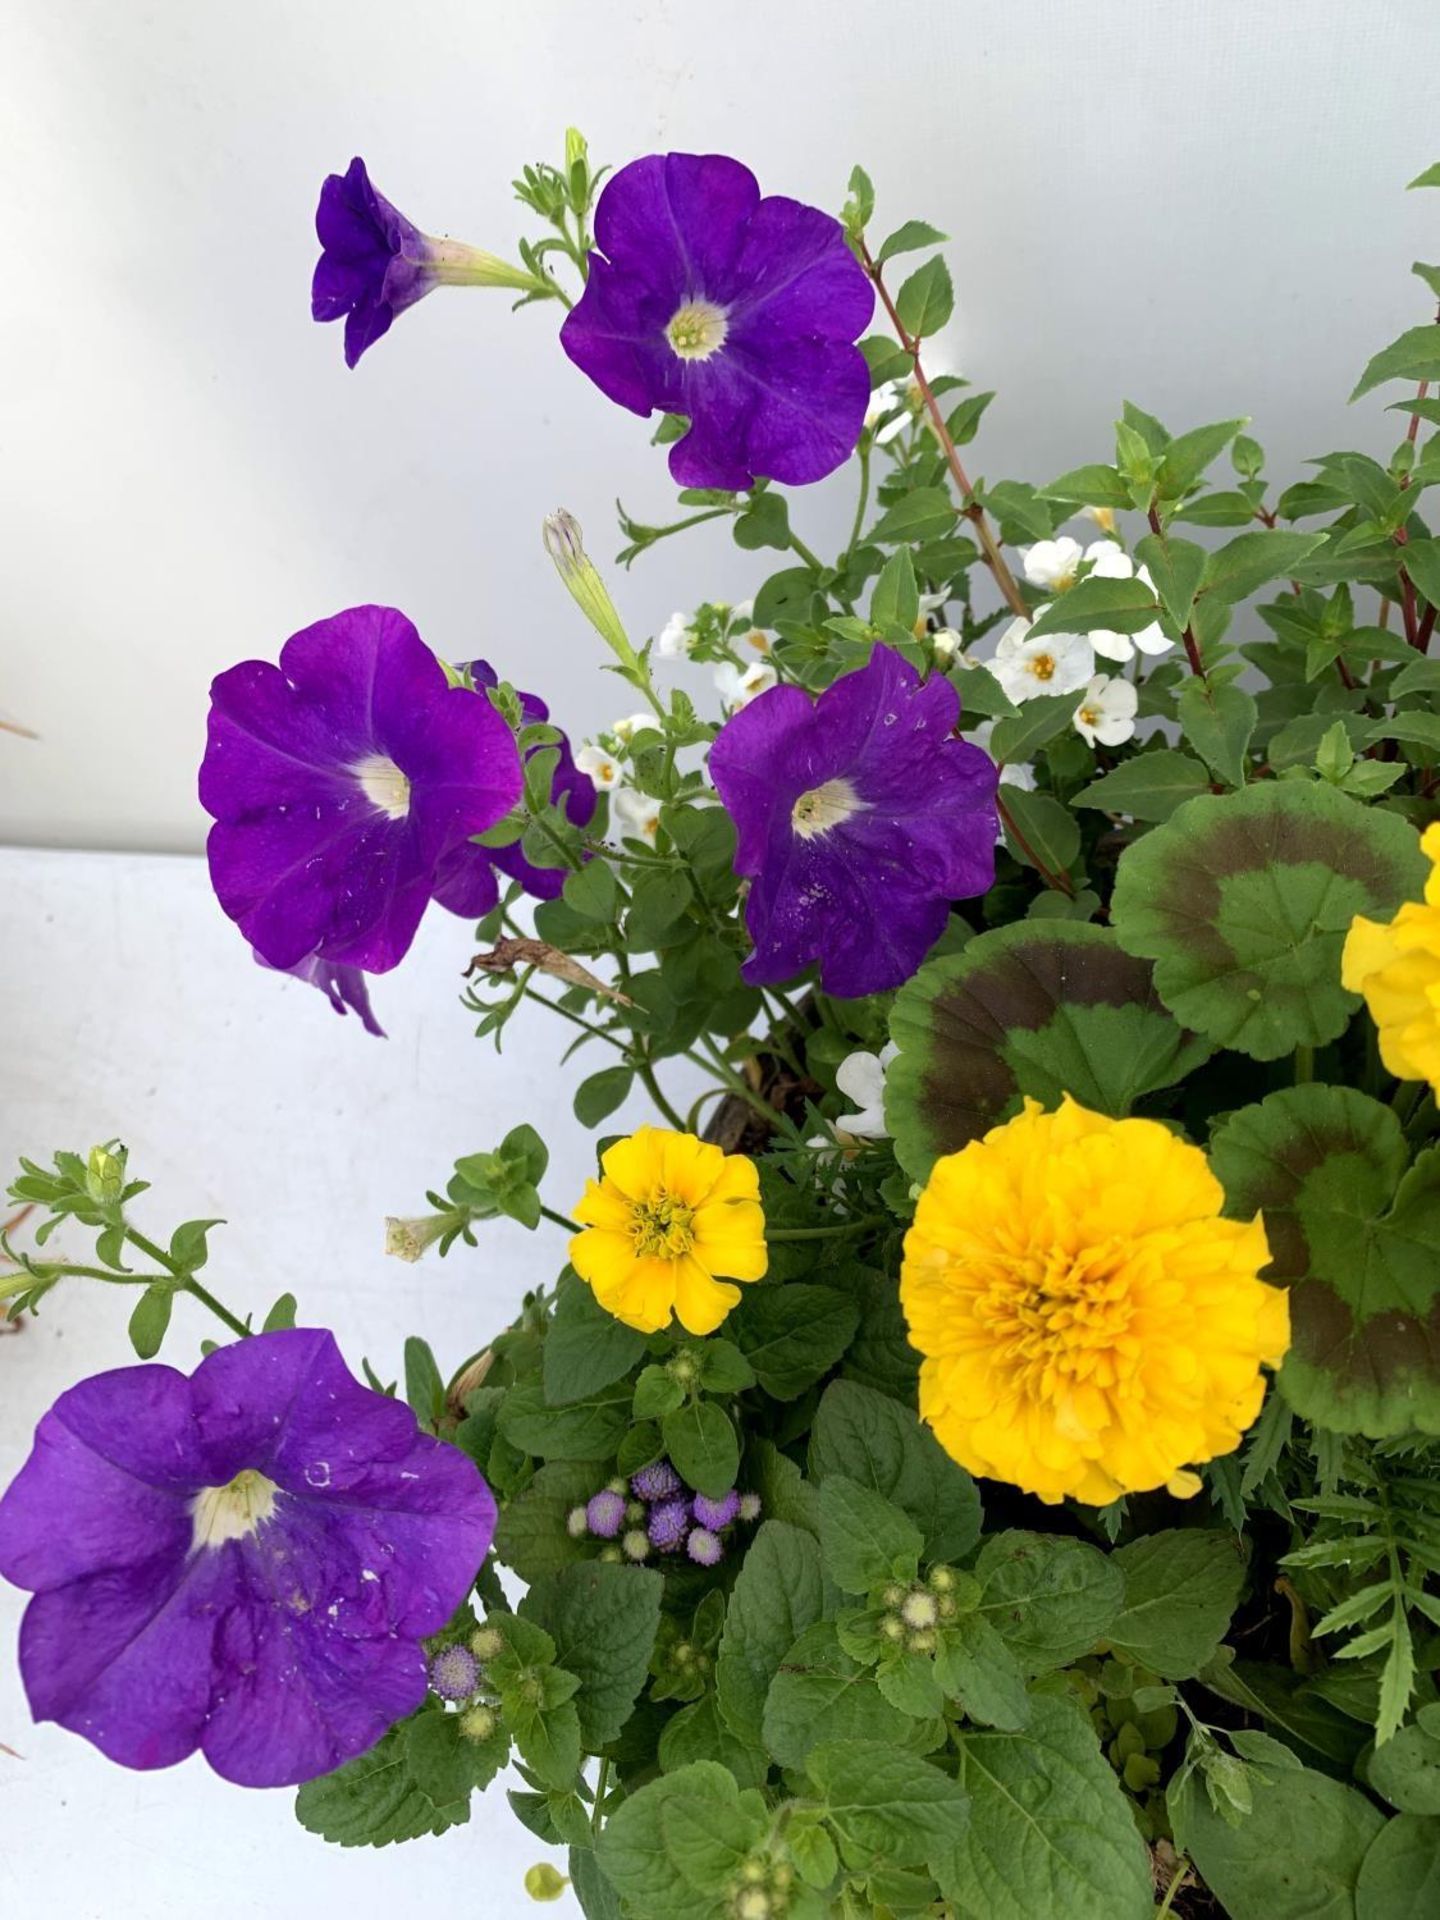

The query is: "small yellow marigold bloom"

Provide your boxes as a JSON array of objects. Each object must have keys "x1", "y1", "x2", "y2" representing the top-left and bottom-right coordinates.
[
  {"x1": 899, "y1": 1096, "x2": 1289, "y2": 1506},
  {"x1": 1342, "y1": 822, "x2": 1440, "y2": 1089},
  {"x1": 569, "y1": 1126, "x2": 767, "y2": 1335}
]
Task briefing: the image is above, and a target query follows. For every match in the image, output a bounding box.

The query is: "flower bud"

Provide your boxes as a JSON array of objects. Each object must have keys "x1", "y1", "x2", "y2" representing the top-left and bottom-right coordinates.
[
  {"x1": 469, "y1": 1624, "x2": 505, "y2": 1662},
  {"x1": 524, "y1": 1863, "x2": 568, "y2": 1902},
  {"x1": 85, "y1": 1143, "x2": 126, "y2": 1206},
  {"x1": 542, "y1": 512, "x2": 642, "y2": 676},
  {"x1": 460, "y1": 1703, "x2": 498, "y2": 1743},
  {"x1": 384, "y1": 1214, "x2": 449, "y2": 1263}
]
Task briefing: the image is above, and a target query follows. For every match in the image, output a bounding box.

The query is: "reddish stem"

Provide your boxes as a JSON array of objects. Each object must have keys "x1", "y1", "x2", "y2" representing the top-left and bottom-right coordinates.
[{"x1": 995, "y1": 789, "x2": 1076, "y2": 897}]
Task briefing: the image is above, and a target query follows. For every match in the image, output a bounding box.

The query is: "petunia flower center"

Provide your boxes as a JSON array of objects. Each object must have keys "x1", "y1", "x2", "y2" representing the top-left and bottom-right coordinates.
[
  {"x1": 666, "y1": 298, "x2": 729, "y2": 362},
  {"x1": 191, "y1": 1468, "x2": 280, "y2": 1550},
  {"x1": 629, "y1": 1188, "x2": 696, "y2": 1259},
  {"x1": 791, "y1": 777, "x2": 863, "y2": 840},
  {"x1": 352, "y1": 752, "x2": 411, "y2": 820}
]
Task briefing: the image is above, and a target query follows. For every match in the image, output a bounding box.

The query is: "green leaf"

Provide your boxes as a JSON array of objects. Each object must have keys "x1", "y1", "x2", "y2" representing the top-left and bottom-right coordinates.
[
  {"x1": 522, "y1": 1561, "x2": 664, "y2": 1748},
  {"x1": 1108, "y1": 1531, "x2": 1245, "y2": 1678},
  {"x1": 1410, "y1": 163, "x2": 1440, "y2": 189},
  {"x1": 1173, "y1": 488, "x2": 1266, "y2": 527},
  {"x1": 894, "y1": 255, "x2": 954, "y2": 340},
  {"x1": 809, "y1": 1379, "x2": 982, "y2": 1563},
  {"x1": 876, "y1": 219, "x2": 948, "y2": 264},
  {"x1": 1075, "y1": 748, "x2": 1212, "y2": 823},
  {"x1": 731, "y1": 1283, "x2": 859, "y2": 1401},
  {"x1": 988, "y1": 692, "x2": 1078, "y2": 766},
  {"x1": 1156, "y1": 419, "x2": 1248, "y2": 497},
  {"x1": 869, "y1": 548, "x2": 919, "y2": 633},
  {"x1": 661, "y1": 1399, "x2": 739, "y2": 1499},
  {"x1": 869, "y1": 486, "x2": 958, "y2": 544},
  {"x1": 511, "y1": 1697, "x2": 582, "y2": 1791},
  {"x1": 1110, "y1": 780, "x2": 1427, "y2": 1060},
  {"x1": 1041, "y1": 463, "x2": 1132, "y2": 510},
  {"x1": 657, "y1": 1692, "x2": 769, "y2": 1789},
  {"x1": 975, "y1": 1531, "x2": 1123, "y2": 1672},
  {"x1": 127, "y1": 1284, "x2": 173, "y2": 1360},
  {"x1": 807, "y1": 1739, "x2": 970, "y2": 1884},
  {"x1": 492, "y1": 1460, "x2": 597, "y2": 1582},
  {"x1": 1170, "y1": 1753, "x2": 1384, "y2": 1920},
  {"x1": 573, "y1": 1065, "x2": 634, "y2": 1128},
  {"x1": 732, "y1": 489, "x2": 790, "y2": 552},
  {"x1": 1400, "y1": 536, "x2": 1440, "y2": 610},
  {"x1": 402, "y1": 1336, "x2": 445, "y2": 1428},
  {"x1": 595, "y1": 1761, "x2": 750, "y2": 1918},
  {"x1": 1352, "y1": 323, "x2": 1440, "y2": 401},
  {"x1": 935, "y1": 1611, "x2": 1032, "y2": 1730},
  {"x1": 295, "y1": 1709, "x2": 488, "y2": 1848},
  {"x1": 998, "y1": 786, "x2": 1080, "y2": 875},
  {"x1": 1026, "y1": 575, "x2": 1157, "y2": 641},
  {"x1": 498, "y1": 1380, "x2": 631, "y2": 1460},
  {"x1": 1210, "y1": 1085, "x2": 1440, "y2": 1435},
  {"x1": 570, "y1": 1847, "x2": 625, "y2": 1920},
  {"x1": 1367, "y1": 1703, "x2": 1440, "y2": 1813},
  {"x1": 633, "y1": 1364, "x2": 686, "y2": 1419},
  {"x1": 1202, "y1": 529, "x2": 1327, "y2": 602},
  {"x1": 1356, "y1": 1813, "x2": 1440, "y2": 1920},
  {"x1": 716, "y1": 1521, "x2": 825, "y2": 1746},
  {"x1": 761, "y1": 1623, "x2": 915, "y2": 1769},
  {"x1": 262, "y1": 1292, "x2": 298, "y2": 1332},
  {"x1": 1135, "y1": 531, "x2": 1207, "y2": 631},
  {"x1": 562, "y1": 859, "x2": 619, "y2": 922},
  {"x1": 949, "y1": 1698, "x2": 1153, "y2": 1920},
  {"x1": 819, "y1": 1475, "x2": 925, "y2": 1593},
  {"x1": 885, "y1": 922, "x2": 1212, "y2": 1181},
  {"x1": 542, "y1": 1268, "x2": 647, "y2": 1406},
  {"x1": 627, "y1": 868, "x2": 693, "y2": 948},
  {"x1": 1177, "y1": 676, "x2": 1257, "y2": 786}
]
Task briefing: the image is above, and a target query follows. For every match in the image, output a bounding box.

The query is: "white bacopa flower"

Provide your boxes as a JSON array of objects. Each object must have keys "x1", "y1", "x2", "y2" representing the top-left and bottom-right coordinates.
[
  {"x1": 931, "y1": 628, "x2": 968, "y2": 665},
  {"x1": 834, "y1": 1042, "x2": 900, "y2": 1139},
  {"x1": 727, "y1": 598, "x2": 755, "y2": 626},
  {"x1": 864, "y1": 378, "x2": 904, "y2": 432},
  {"x1": 1019, "y1": 536, "x2": 1086, "y2": 590},
  {"x1": 657, "y1": 611, "x2": 697, "y2": 657},
  {"x1": 611, "y1": 712, "x2": 658, "y2": 745},
  {"x1": 576, "y1": 744, "x2": 621, "y2": 789},
  {"x1": 991, "y1": 617, "x2": 1095, "y2": 704},
  {"x1": 1073, "y1": 673, "x2": 1139, "y2": 747},
  {"x1": 609, "y1": 785, "x2": 661, "y2": 843},
  {"x1": 714, "y1": 660, "x2": 778, "y2": 712},
  {"x1": 1076, "y1": 504, "x2": 1119, "y2": 536}
]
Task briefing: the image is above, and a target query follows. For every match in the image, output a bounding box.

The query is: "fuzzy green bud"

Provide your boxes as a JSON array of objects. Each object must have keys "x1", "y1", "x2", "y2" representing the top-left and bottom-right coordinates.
[
  {"x1": 524, "y1": 1862, "x2": 568, "y2": 1902},
  {"x1": 900, "y1": 1589, "x2": 939, "y2": 1630},
  {"x1": 469, "y1": 1625, "x2": 505, "y2": 1662},
  {"x1": 906, "y1": 1628, "x2": 938, "y2": 1656},
  {"x1": 460, "y1": 1703, "x2": 497, "y2": 1743},
  {"x1": 599, "y1": 1544, "x2": 623, "y2": 1564}
]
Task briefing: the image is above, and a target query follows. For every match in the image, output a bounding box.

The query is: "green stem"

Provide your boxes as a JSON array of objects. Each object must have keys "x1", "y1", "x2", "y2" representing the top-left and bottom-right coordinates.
[
  {"x1": 844, "y1": 442, "x2": 872, "y2": 564},
  {"x1": 186, "y1": 1280, "x2": 252, "y2": 1340},
  {"x1": 1293, "y1": 1044, "x2": 1315, "y2": 1084},
  {"x1": 768, "y1": 1217, "x2": 888, "y2": 1241},
  {"x1": 591, "y1": 1755, "x2": 611, "y2": 1835},
  {"x1": 635, "y1": 1055, "x2": 689, "y2": 1131},
  {"x1": 1390, "y1": 1079, "x2": 1426, "y2": 1125},
  {"x1": 540, "y1": 1205, "x2": 581, "y2": 1235},
  {"x1": 1155, "y1": 1857, "x2": 1192, "y2": 1920},
  {"x1": 126, "y1": 1225, "x2": 251, "y2": 1339}
]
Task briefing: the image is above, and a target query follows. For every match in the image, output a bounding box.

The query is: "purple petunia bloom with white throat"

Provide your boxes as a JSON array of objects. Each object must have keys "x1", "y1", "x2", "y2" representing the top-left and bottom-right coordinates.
[
  {"x1": 200, "y1": 605, "x2": 523, "y2": 980},
  {"x1": 560, "y1": 153, "x2": 874, "y2": 491},
  {"x1": 312, "y1": 157, "x2": 542, "y2": 368},
  {"x1": 709, "y1": 645, "x2": 998, "y2": 999},
  {"x1": 0, "y1": 1329, "x2": 495, "y2": 1787}
]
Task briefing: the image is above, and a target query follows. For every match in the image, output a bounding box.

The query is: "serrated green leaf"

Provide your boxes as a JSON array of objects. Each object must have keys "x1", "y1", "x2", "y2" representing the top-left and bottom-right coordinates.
[
  {"x1": 1108, "y1": 1531, "x2": 1245, "y2": 1678},
  {"x1": 894, "y1": 255, "x2": 954, "y2": 339},
  {"x1": 876, "y1": 219, "x2": 948, "y2": 264},
  {"x1": 1352, "y1": 323, "x2": 1440, "y2": 401},
  {"x1": 761, "y1": 1622, "x2": 915, "y2": 1768},
  {"x1": 1027, "y1": 575, "x2": 1157, "y2": 641},
  {"x1": 869, "y1": 486, "x2": 958, "y2": 544},
  {"x1": 522, "y1": 1561, "x2": 664, "y2": 1748},
  {"x1": 498, "y1": 1380, "x2": 631, "y2": 1460},
  {"x1": 885, "y1": 921, "x2": 1212, "y2": 1180},
  {"x1": 492, "y1": 1460, "x2": 597, "y2": 1583},
  {"x1": 542, "y1": 1267, "x2": 646, "y2": 1406},
  {"x1": 1135, "y1": 531, "x2": 1206, "y2": 632},
  {"x1": 661, "y1": 1399, "x2": 739, "y2": 1499},
  {"x1": 1075, "y1": 749, "x2": 1212, "y2": 822},
  {"x1": 807, "y1": 1739, "x2": 970, "y2": 1885},
  {"x1": 975, "y1": 1531, "x2": 1123, "y2": 1672},
  {"x1": 809, "y1": 1379, "x2": 981, "y2": 1563},
  {"x1": 1156, "y1": 419, "x2": 1248, "y2": 498},
  {"x1": 730, "y1": 1283, "x2": 859, "y2": 1401},
  {"x1": 1202, "y1": 530, "x2": 1327, "y2": 603},
  {"x1": 819, "y1": 1475, "x2": 924, "y2": 1593},
  {"x1": 1110, "y1": 780, "x2": 1427, "y2": 1060},
  {"x1": 294, "y1": 1710, "x2": 487, "y2": 1849},
  {"x1": 988, "y1": 692, "x2": 1077, "y2": 765},
  {"x1": 935, "y1": 1611, "x2": 1031, "y2": 1730},
  {"x1": 595, "y1": 1761, "x2": 740, "y2": 1919},
  {"x1": 1178, "y1": 676, "x2": 1257, "y2": 786},
  {"x1": 716, "y1": 1521, "x2": 825, "y2": 1747}
]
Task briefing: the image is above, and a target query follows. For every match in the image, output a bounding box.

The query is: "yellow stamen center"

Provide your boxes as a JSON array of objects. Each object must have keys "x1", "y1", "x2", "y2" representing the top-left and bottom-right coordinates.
[
  {"x1": 791, "y1": 776, "x2": 863, "y2": 840},
  {"x1": 192, "y1": 1468, "x2": 279, "y2": 1550},
  {"x1": 666, "y1": 298, "x2": 729, "y2": 362},
  {"x1": 353, "y1": 752, "x2": 411, "y2": 819},
  {"x1": 1029, "y1": 653, "x2": 1057, "y2": 683},
  {"x1": 1078, "y1": 703, "x2": 1100, "y2": 728},
  {"x1": 630, "y1": 1188, "x2": 696, "y2": 1259}
]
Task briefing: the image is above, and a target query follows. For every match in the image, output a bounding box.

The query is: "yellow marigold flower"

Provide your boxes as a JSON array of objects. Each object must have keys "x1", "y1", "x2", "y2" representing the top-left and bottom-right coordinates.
[
  {"x1": 1342, "y1": 822, "x2": 1440, "y2": 1089},
  {"x1": 899, "y1": 1096, "x2": 1288, "y2": 1506},
  {"x1": 569, "y1": 1126, "x2": 767, "y2": 1335}
]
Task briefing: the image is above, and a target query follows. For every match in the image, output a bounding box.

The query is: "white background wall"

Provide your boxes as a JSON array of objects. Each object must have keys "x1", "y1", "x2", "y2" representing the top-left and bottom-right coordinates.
[
  {"x1": 3, "y1": 0, "x2": 1440, "y2": 851},
  {"x1": 1, "y1": 3, "x2": 1438, "y2": 1913}
]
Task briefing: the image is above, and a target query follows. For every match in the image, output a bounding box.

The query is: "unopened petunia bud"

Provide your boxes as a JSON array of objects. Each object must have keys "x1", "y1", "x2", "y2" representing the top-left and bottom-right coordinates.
[
  {"x1": 85, "y1": 1143, "x2": 126, "y2": 1206},
  {"x1": 542, "y1": 512, "x2": 643, "y2": 677}
]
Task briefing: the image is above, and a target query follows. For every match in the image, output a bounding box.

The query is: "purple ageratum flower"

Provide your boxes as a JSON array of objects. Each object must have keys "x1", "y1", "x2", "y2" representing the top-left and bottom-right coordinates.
[
  {"x1": 585, "y1": 1490, "x2": 627, "y2": 1539},
  {"x1": 430, "y1": 661, "x2": 597, "y2": 916},
  {"x1": 647, "y1": 1498, "x2": 691, "y2": 1553},
  {"x1": 687, "y1": 1527, "x2": 723, "y2": 1567},
  {"x1": 631, "y1": 1460, "x2": 683, "y2": 1503},
  {"x1": 692, "y1": 1490, "x2": 741, "y2": 1531},
  {"x1": 255, "y1": 949, "x2": 386, "y2": 1038},
  {"x1": 708, "y1": 645, "x2": 999, "y2": 999},
  {"x1": 201, "y1": 606, "x2": 523, "y2": 976},
  {"x1": 312, "y1": 159, "x2": 538, "y2": 369},
  {"x1": 560, "y1": 154, "x2": 874, "y2": 492},
  {"x1": 0, "y1": 1328, "x2": 495, "y2": 1787},
  {"x1": 429, "y1": 1643, "x2": 480, "y2": 1701}
]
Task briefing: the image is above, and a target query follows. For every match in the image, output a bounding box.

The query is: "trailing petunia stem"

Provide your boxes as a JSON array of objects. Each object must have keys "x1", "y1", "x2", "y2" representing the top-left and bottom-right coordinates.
[{"x1": 126, "y1": 1226, "x2": 251, "y2": 1340}]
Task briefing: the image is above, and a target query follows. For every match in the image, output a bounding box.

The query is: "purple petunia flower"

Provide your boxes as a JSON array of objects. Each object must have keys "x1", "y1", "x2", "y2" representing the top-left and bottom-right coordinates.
[
  {"x1": 0, "y1": 1328, "x2": 495, "y2": 1788},
  {"x1": 692, "y1": 1490, "x2": 741, "y2": 1531},
  {"x1": 687, "y1": 1527, "x2": 723, "y2": 1567},
  {"x1": 430, "y1": 661, "x2": 597, "y2": 916},
  {"x1": 585, "y1": 1490, "x2": 627, "y2": 1539},
  {"x1": 708, "y1": 645, "x2": 999, "y2": 999},
  {"x1": 200, "y1": 606, "x2": 523, "y2": 977},
  {"x1": 256, "y1": 949, "x2": 386, "y2": 1038},
  {"x1": 560, "y1": 153, "x2": 874, "y2": 492},
  {"x1": 647, "y1": 1498, "x2": 691, "y2": 1553},
  {"x1": 631, "y1": 1459, "x2": 683, "y2": 1503},
  {"x1": 312, "y1": 158, "x2": 540, "y2": 369}
]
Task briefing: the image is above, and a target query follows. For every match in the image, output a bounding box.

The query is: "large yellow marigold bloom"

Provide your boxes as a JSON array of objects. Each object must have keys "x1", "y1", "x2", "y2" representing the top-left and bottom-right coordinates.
[
  {"x1": 1342, "y1": 822, "x2": 1440, "y2": 1089},
  {"x1": 899, "y1": 1096, "x2": 1289, "y2": 1506},
  {"x1": 569, "y1": 1127, "x2": 767, "y2": 1335}
]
